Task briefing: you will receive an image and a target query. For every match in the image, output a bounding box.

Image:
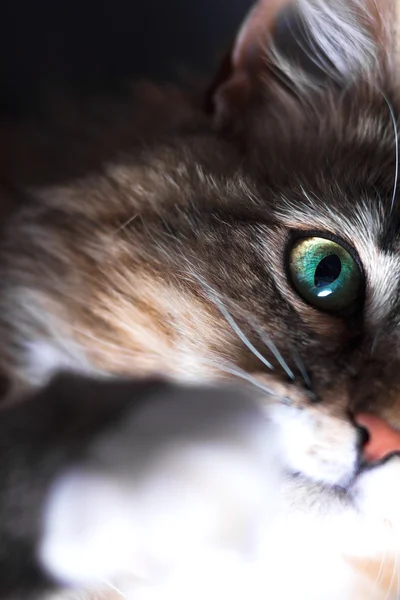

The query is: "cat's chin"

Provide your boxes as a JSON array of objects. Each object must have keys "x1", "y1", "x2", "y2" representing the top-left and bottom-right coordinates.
[
  {"x1": 285, "y1": 455, "x2": 400, "y2": 523},
  {"x1": 350, "y1": 456, "x2": 400, "y2": 530},
  {"x1": 281, "y1": 456, "x2": 400, "y2": 562}
]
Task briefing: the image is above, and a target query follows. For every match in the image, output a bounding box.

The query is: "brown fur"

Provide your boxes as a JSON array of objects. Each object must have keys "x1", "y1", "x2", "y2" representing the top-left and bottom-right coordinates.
[{"x1": 1, "y1": 0, "x2": 400, "y2": 597}]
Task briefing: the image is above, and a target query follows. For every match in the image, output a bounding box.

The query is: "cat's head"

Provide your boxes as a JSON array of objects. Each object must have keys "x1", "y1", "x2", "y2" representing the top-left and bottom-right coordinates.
[
  {"x1": 203, "y1": 0, "x2": 400, "y2": 594},
  {"x1": 3, "y1": 1, "x2": 400, "y2": 595}
]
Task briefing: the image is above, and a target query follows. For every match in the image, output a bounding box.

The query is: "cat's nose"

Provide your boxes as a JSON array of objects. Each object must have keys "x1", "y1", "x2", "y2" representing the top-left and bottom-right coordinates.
[{"x1": 355, "y1": 413, "x2": 400, "y2": 463}]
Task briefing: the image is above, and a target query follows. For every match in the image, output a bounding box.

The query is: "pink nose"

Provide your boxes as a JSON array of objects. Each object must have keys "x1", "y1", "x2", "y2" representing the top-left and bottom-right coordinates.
[{"x1": 355, "y1": 413, "x2": 400, "y2": 463}]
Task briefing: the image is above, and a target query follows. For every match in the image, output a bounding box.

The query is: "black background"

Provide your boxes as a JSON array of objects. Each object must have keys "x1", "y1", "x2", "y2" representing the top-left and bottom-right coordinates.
[{"x1": 0, "y1": 0, "x2": 253, "y2": 116}]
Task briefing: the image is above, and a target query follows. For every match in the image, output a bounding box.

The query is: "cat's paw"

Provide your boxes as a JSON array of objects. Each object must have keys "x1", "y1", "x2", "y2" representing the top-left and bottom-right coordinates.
[{"x1": 37, "y1": 379, "x2": 280, "y2": 592}]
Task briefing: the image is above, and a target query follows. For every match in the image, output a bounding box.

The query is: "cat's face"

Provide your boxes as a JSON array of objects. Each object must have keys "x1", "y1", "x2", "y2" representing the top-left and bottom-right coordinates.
[
  {"x1": 2, "y1": 0, "x2": 400, "y2": 597},
  {"x1": 208, "y1": 2, "x2": 400, "y2": 593}
]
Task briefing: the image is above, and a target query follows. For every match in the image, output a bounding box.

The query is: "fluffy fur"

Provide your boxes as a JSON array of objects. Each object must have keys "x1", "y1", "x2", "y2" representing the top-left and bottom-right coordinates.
[{"x1": 0, "y1": 0, "x2": 400, "y2": 598}]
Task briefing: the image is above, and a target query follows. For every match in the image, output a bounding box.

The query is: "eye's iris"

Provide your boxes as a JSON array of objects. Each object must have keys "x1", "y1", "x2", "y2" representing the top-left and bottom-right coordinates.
[{"x1": 288, "y1": 237, "x2": 363, "y2": 312}]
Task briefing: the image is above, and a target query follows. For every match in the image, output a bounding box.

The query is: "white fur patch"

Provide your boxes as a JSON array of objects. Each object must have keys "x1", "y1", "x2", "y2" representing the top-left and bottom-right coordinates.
[
  {"x1": 294, "y1": 0, "x2": 378, "y2": 80},
  {"x1": 353, "y1": 456, "x2": 400, "y2": 532},
  {"x1": 269, "y1": 404, "x2": 359, "y2": 486},
  {"x1": 24, "y1": 340, "x2": 93, "y2": 386}
]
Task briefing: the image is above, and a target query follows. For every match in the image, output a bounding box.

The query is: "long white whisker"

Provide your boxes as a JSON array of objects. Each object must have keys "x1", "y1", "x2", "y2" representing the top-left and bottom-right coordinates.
[
  {"x1": 218, "y1": 364, "x2": 280, "y2": 398},
  {"x1": 289, "y1": 345, "x2": 312, "y2": 390},
  {"x1": 368, "y1": 547, "x2": 386, "y2": 600},
  {"x1": 379, "y1": 88, "x2": 399, "y2": 212},
  {"x1": 100, "y1": 579, "x2": 128, "y2": 598},
  {"x1": 189, "y1": 273, "x2": 274, "y2": 372},
  {"x1": 383, "y1": 551, "x2": 397, "y2": 600},
  {"x1": 187, "y1": 266, "x2": 298, "y2": 382},
  {"x1": 393, "y1": 548, "x2": 399, "y2": 600},
  {"x1": 250, "y1": 320, "x2": 295, "y2": 380},
  {"x1": 215, "y1": 301, "x2": 274, "y2": 371},
  {"x1": 397, "y1": 551, "x2": 400, "y2": 600},
  {"x1": 202, "y1": 356, "x2": 292, "y2": 406}
]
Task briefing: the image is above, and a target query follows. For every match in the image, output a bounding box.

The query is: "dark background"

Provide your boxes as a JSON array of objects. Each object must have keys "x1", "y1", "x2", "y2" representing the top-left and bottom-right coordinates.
[{"x1": 0, "y1": 0, "x2": 253, "y2": 117}]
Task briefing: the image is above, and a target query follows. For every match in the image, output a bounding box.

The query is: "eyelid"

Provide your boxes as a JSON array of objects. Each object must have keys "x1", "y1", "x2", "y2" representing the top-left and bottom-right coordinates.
[{"x1": 286, "y1": 229, "x2": 364, "y2": 276}]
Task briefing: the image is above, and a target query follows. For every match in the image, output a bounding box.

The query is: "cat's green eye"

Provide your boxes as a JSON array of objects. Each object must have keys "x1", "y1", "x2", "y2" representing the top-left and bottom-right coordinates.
[{"x1": 288, "y1": 236, "x2": 363, "y2": 313}]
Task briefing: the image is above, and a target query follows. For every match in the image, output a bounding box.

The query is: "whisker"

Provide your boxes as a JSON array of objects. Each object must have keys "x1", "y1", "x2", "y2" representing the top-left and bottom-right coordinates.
[
  {"x1": 250, "y1": 319, "x2": 295, "y2": 381},
  {"x1": 189, "y1": 273, "x2": 274, "y2": 372},
  {"x1": 188, "y1": 267, "x2": 302, "y2": 386},
  {"x1": 289, "y1": 345, "x2": 313, "y2": 390},
  {"x1": 368, "y1": 546, "x2": 386, "y2": 600},
  {"x1": 214, "y1": 301, "x2": 274, "y2": 371},
  {"x1": 218, "y1": 364, "x2": 280, "y2": 398},
  {"x1": 383, "y1": 550, "x2": 397, "y2": 600},
  {"x1": 378, "y1": 88, "x2": 399, "y2": 213},
  {"x1": 203, "y1": 356, "x2": 293, "y2": 406},
  {"x1": 393, "y1": 548, "x2": 399, "y2": 600},
  {"x1": 100, "y1": 579, "x2": 128, "y2": 599}
]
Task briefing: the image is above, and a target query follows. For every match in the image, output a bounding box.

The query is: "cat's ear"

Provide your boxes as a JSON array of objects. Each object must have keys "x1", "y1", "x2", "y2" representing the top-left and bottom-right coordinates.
[{"x1": 210, "y1": 0, "x2": 400, "y2": 125}]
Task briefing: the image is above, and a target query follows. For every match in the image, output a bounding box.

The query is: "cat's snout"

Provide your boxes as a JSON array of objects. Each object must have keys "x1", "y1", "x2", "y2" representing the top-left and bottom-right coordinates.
[{"x1": 355, "y1": 413, "x2": 400, "y2": 463}]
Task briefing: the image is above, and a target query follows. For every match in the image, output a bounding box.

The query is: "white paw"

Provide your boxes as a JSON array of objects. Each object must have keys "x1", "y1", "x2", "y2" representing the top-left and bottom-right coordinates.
[{"x1": 39, "y1": 387, "x2": 282, "y2": 590}]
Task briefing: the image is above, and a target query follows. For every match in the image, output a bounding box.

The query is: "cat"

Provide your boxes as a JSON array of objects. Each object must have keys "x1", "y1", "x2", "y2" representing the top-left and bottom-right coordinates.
[{"x1": 0, "y1": 0, "x2": 399, "y2": 598}]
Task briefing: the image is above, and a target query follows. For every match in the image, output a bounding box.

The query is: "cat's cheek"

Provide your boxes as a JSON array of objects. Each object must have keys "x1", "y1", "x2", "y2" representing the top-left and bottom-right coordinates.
[
  {"x1": 352, "y1": 457, "x2": 400, "y2": 530},
  {"x1": 268, "y1": 405, "x2": 358, "y2": 487}
]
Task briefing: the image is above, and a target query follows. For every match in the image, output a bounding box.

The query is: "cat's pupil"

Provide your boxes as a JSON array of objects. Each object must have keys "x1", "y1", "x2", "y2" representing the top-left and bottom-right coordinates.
[{"x1": 314, "y1": 254, "x2": 341, "y2": 288}]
